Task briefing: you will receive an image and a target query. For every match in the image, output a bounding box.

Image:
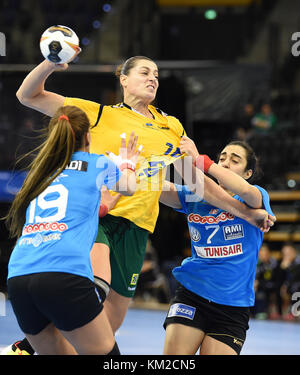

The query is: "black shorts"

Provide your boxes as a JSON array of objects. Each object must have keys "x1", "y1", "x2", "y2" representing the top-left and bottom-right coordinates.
[
  {"x1": 163, "y1": 284, "x2": 250, "y2": 355},
  {"x1": 7, "y1": 272, "x2": 103, "y2": 335}
]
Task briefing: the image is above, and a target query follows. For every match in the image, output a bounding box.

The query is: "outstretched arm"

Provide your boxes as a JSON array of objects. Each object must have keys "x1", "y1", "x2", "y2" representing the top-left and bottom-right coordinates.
[
  {"x1": 173, "y1": 158, "x2": 275, "y2": 232},
  {"x1": 179, "y1": 136, "x2": 262, "y2": 208}
]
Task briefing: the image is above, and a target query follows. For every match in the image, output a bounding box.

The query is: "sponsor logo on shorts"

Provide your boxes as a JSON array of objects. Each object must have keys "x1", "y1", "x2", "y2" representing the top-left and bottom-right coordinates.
[
  {"x1": 194, "y1": 243, "x2": 243, "y2": 258},
  {"x1": 233, "y1": 338, "x2": 243, "y2": 347},
  {"x1": 223, "y1": 224, "x2": 244, "y2": 240},
  {"x1": 130, "y1": 273, "x2": 139, "y2": 286},
  {"x1": 168, "y1": 303, "x2": 196, "y2": 320}
]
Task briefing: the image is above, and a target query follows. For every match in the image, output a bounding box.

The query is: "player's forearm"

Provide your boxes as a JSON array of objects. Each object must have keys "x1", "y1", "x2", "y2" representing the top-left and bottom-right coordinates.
[
  {"x1": 115, "y1": 170, "x2": 136, "y2": 196},
  {"x1": 16, "y1": 60, "x2": 55, "y2": 102},
  {"x1": 202, "y1": 174, "x2": 249, "y2": 221},
  {"x1": 208, "y1": 163, "x2": 250, "y2": 198},
  {"x1": 208, "y1": 163, "x2": 262, "y2": 208}
]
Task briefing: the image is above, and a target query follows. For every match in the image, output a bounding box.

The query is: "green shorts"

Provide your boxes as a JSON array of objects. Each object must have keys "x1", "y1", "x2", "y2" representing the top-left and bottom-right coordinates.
[{"x1": 95, "y1": 214, "x2": 149, "y2": 298}]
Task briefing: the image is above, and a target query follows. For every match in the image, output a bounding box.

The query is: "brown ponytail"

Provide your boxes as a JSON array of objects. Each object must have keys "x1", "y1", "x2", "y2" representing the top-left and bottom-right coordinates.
[{"x1": 5, "y1": 105, "x2": 90, "y2": 239}]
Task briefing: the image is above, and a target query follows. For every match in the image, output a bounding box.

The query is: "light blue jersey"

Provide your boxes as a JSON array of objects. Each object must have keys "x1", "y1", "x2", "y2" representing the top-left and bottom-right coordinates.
[
  {"x1": 8, "y1": 151, "x2": 121, "y2": 282},
  {"x1": 173, "y1": 184, "x2": 274, "y2": 307}
]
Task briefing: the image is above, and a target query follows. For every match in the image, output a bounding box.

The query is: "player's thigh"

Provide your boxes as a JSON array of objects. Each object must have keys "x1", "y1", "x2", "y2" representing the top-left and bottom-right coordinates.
[
  {"x1": 200, "y1": 335, "x2": 237, "y2": 355},
  {"x1": 104, "y1": 288, "x2": 131, "y2": 333},
  {"x1": 26, "y1": 323, "x2": 77, "y2": 355},
  {"x1": 90, "y1": 242, "x2": 111, "y2": 284},
  {"x1": 163, "y1": 323, "x2": 205, "y2": 355},
  {"x1": 60, "y1": 309, "x2": 115, "y2": 355}
]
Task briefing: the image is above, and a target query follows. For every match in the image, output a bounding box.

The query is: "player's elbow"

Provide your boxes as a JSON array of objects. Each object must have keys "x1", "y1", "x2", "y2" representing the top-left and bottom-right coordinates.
[
  {"x1": 16, "y1": 88, "x2": 25, "y2": 104},
  {"x1": 16, "y1": 88, "x2": 31, "y2": 106}
]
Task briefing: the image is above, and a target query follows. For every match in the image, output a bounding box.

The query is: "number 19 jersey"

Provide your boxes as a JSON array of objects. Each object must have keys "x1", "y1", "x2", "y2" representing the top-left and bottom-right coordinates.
[{"x1": 8, "y1": 151, "x2": 120, "y2": 282}]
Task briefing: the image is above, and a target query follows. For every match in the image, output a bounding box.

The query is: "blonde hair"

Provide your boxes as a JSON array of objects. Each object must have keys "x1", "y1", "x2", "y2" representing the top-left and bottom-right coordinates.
[{"x1": 5, "y1": 105, "x2": 90, "y2": 238}]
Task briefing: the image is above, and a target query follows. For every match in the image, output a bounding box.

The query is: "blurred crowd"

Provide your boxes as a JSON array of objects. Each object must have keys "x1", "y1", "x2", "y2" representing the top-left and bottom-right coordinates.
[{"x1": 252, "y1": 242, "x2": 300, "y2": 321}]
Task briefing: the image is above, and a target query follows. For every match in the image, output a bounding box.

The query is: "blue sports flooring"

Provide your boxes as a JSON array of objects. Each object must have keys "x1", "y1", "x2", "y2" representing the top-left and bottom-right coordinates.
[{"x1": 0, "y1": 299, "x2": 300, "y2": 355}]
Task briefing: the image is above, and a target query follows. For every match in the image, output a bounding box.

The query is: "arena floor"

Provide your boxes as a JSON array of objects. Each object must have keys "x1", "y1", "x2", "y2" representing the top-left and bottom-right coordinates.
[{"x1": 0, "y1": 299, "x2": 299, "y2": 355}]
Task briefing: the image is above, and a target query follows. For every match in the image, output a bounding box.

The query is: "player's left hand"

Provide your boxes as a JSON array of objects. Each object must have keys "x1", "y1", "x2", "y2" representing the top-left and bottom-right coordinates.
[
  {"x1": 100, "y1": 186, "x2": 121, "y2": 212},
  {"x1": 106, "y1": 131, "x2": 143, "y2": 169},
  {"x1": 249, "y1": 209, "x2": 276, "y2": 232}
]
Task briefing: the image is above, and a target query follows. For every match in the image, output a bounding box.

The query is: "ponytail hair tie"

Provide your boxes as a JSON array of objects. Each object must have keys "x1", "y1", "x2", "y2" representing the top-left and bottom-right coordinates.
[
  {"x1": 58, "y1": 114, "x2": 75, "y2": 142},
  {"x1": 58, "y1": 114, "x2": 70, "y2": 122}
]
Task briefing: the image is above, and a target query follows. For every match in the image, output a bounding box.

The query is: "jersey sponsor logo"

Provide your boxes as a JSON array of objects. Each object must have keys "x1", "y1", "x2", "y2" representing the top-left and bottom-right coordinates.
[
  {"x1": 22, "y1": 221, "x2": 68, "y2": 235},
  {"x1": 194, "y1": 243, "x2": 243, "y2": 258},
  {"x1": 22, "y1": 221, "x2": 68, "y2": 236},
  {"x1": 143, "y1": 122, "x2": 170, "y2": 131},
  {"x1": 223, "y1": 224, "x2": 244, "y2": 240},
  {"x1": 168, "y1": 303, "x2": 196, "y2": 320},
  {"x1": 189, "y1": 226, "x2": 201, "y2": 242},
  {"x1": 188, "y1": 212, "x2": 235, "y2": 224},
  {"x1": 65, "y1": 160, "x2": 88, "y2": 172},
  {"x1": 19, "y1": 232, "x2": 62, "y2": 247}
]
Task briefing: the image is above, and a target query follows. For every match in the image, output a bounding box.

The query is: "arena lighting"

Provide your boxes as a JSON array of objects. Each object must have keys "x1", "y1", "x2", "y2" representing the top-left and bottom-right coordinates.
[
  {"x1": 92, "y1": 20, "x2": 101, "y2": 29},
  {"x1": 204, "y1": 9, "x2": 217, "y2": 20},
  {"x1": 102, "y1": 3, "x2": 112, "y2": 12}
]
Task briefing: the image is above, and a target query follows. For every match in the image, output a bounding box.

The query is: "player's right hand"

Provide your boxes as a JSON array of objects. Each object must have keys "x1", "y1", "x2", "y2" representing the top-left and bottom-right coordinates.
[{"x1": 46, "y1": 47, "x2": 82, "y2": 71}]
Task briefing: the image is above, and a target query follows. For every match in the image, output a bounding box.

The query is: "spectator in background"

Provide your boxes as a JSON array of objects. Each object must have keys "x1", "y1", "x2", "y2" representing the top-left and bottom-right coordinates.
[
  {"x1": 280, "y1": 242, "x2": 300, "y2": 321},
  {"x1": 235, "y1": 103, "x2": 255, "y2": 141},
  {"x1": 253, "y1": 243, "x2": 284, "y2": 320},
  {"x1": 251, "y1": 103, "x2": 277, "y2": 136}
]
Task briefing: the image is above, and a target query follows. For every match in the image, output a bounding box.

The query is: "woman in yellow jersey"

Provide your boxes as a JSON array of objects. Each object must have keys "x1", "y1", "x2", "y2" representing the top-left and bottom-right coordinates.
[{"x1": 8, "y1": 55, "x2": 274, "y2": 355}]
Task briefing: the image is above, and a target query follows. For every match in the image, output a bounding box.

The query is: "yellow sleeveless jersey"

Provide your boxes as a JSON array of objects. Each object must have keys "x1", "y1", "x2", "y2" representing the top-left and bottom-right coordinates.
[{"x1": 64, "y1": 97, "x2": 185, "y2": 232}]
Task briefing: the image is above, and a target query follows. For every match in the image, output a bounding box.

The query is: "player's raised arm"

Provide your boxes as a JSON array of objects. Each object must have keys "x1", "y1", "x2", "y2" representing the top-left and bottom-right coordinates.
[
  {"x1": 16, "y1": 26, "x2": 81, "y2": 117},
  {"x1": 16, "y1": 60, "x2": 66, "y2": 117}
]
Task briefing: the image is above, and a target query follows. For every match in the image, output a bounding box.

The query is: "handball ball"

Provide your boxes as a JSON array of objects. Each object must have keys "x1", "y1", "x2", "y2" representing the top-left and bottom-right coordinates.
[{"x1": 40, "y1": 25, "x2": 80, "y2": 64}]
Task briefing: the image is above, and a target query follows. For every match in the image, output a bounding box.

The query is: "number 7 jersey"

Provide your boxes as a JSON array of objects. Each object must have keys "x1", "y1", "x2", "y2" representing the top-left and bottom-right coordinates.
[
  {"x1": 173, "y1": 184, "x2": 274, "y2": 307},
  {"x1": 64, "y1": 98, "x2": 185, "y2": 233},
  {"x1": 8, "y1": 151, "x2": 120, "y2": 282}
]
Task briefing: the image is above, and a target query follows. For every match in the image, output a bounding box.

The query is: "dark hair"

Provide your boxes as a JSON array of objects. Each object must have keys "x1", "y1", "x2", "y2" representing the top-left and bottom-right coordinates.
[
  {"x1": 5, "y1": 105, "x2": 90, "y2": 238},
  {"x1": 219, "y1": 140, "x2": 262, "y2": 183},
  {"x1": 115, "y1": 56, "x2": 156, "y2": 78}
]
